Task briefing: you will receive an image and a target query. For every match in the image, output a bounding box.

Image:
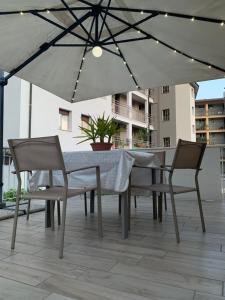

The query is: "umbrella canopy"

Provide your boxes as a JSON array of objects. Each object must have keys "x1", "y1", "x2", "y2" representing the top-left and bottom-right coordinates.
[{"x1": 0, "y1": 0, "x2": 225, "y2": 102}]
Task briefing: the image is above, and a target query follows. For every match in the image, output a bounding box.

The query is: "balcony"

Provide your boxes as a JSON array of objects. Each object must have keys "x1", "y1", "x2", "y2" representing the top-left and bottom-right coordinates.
[
  {"x1": 208, "y1": 109, "x2": 225, "y2": 116},
  {"x1": 112, "y1": 136, "x2": 130, "y2": 149},
  {"x1": 112, "y1": 99, "x2": 151, "y2": 125},
  {"x1": 112, "y1": 99, "x2": 129, "y2": 118},
  {"x1": 195, "y1": 109, "x2": 206, "y2": 117}
]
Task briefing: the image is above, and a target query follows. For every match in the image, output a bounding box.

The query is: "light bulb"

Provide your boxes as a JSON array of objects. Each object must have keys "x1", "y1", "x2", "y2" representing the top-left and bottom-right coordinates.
[{"x1": 92, "y1": 46, "x2": 103, "y2": 58}]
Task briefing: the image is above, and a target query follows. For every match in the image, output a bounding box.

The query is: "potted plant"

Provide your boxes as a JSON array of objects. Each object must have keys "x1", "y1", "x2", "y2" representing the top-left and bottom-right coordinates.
[{"x1": 76, "y1": 114, "x2": 120, "y2": 151}]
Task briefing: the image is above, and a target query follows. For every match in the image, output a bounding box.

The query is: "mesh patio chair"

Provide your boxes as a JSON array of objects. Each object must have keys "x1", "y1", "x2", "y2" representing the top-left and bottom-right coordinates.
[
  {"x1": 131, "y1": 151, "x2": 167, "y2": 221},
  {"x1": 131, "y1": 139, "x2": 206, "y2": 243},
  {"x1": 8, "y1": 136, "x2": 102, "y2": 258}
]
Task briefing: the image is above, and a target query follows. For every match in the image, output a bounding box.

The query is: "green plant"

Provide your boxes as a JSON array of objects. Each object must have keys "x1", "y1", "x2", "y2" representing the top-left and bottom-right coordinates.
[
  {"x1": 3, "y1": 188, "x2": 27, "y2": 202},
  {"x1": 76, "y1": 114, "x2": 120, "y2": 144}
]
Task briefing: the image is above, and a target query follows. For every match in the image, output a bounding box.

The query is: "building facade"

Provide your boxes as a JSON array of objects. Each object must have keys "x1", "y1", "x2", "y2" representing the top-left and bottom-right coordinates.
[
  {"x1": 151, "y1": 83, "x2": 197, "y2": 147},
  {"x1": 195, "y1": 98, "x2": 225, "y2": 145}
]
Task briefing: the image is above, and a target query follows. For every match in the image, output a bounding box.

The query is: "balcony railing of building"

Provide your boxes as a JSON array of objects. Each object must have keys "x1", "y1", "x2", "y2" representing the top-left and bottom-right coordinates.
[
  {"x1": 196, "y1": 125, "x2": 225, "y2": 131},
  {"x1": 112, "y1": 136, "x2": 130, "y2": 149},
  {"x1": 112, "y1": 99, "x2": 151, "y2": 124},
  {"x1": 209, "y1": 139, "x2": 225, "y2": 145},
  {"x1": 195, "y1": 109, "x2": 206, "y2": 117},
  {"x1": 208, "y1": 110, "x2": 225, "y2": 116}
]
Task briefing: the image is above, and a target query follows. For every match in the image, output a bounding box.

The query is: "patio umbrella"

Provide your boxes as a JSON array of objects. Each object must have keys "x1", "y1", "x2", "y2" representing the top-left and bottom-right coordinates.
[{"x1": 0, "y1": 0, "x2": 225, "y2": 204}]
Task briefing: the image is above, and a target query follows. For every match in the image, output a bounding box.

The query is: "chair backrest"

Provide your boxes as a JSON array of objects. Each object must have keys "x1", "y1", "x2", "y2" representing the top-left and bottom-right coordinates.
[
  {"x1": 172, "y1": 139, "x2": 206, "y2": 170},
  {"x1": 8, "y1": 136, "x2": 65, "y2": 172}
]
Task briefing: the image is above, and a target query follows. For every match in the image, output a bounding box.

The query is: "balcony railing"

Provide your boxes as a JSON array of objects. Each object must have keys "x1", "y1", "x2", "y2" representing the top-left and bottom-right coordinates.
[
  {"x1": 112, "y1": 99, "x2": 129, "y2": 118},
  {"x1": 112, "y1": 99, "x2": 151, "y2": 124},
  {"x1": 208, "y1": 110, "x2": 225, "y2": 116},
  {"x1": 195, "y1": 110, "x2": 206, "y2": 117},
  {"x1": 112, "y1": 136, "x2": 130, "y2": 149}
]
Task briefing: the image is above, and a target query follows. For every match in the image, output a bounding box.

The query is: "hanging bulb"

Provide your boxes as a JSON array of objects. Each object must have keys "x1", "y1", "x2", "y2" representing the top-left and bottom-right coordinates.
[{"x1": 92, "y1": 46, "x2": 103, "y2": 58}]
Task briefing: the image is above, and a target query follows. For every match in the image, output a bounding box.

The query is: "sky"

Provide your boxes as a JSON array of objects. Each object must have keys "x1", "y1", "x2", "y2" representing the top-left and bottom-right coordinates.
[{"x1": 196, "y1": 78, "x2": 225, "y2": 100}]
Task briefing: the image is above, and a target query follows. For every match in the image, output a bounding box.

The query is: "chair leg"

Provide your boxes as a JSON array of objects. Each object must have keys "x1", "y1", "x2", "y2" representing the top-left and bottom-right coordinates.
[
  {"x1": 11, "y1": 190, "x2": 20, "y2": 250},
  {"x1": 96, "y1": 167, "x2": 103, "y2": 238},
  {"x1": 50, "y1": 201, "x2": 55, "y2": 231},
  {"x1": 118, "y1": 195, "x2": 121, "y2": 215},
  {"x1": 134, "y1": 196, "x2": 137, "y2": 208},
  {"x1": 57, "y1": 201, "x2": 61, "y2": 226},
  {"x1": 152, "y1": 192, "x2": 157, "y2": 220},
  {"x1": 84, "y1": 192, "x2": 87, "y2": 217},
  {"x1": 59, "y1": 199, "x2": 67, "y2": 259},
  {"x1": 164, "y1": 193, "x2": 167, "y2": 211},
  {"x1": 158, "y1": 194, "x2": 163, "y2": 223},
  {"x1": 170, "y1": 192, "x2": 180, "y2": 243},
  {"x1": 196, "y1": 188, "x2": 206, "y2": 232},
  {"x1": 26, "y1": 199, "x2": 31, "y2": 221}
]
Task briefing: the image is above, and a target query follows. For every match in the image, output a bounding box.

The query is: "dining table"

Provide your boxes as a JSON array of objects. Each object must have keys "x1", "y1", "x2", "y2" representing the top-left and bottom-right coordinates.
[{"x1": 30, "y1": 149, "x2": 160, "y2": 239}]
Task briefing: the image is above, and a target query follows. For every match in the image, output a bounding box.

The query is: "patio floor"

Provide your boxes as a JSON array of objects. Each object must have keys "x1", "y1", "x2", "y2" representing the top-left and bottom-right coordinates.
[{"x1": 0, "y1": 195, "x2": 224, "y2": 300}]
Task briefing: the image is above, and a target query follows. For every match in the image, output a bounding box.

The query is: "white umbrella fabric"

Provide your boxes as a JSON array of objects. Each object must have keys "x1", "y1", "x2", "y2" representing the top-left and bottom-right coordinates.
[{"x1": 0, "y1": 0, "x2": 224, "y2": 102}]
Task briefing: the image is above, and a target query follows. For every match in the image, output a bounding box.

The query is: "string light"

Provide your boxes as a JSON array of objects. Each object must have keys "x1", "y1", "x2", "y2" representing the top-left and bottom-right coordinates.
[
  {"x1": 156, "y1": 40, "x2": 159, "y2": 44},
  {"x1": 46, "y1": 10, "x2": 50, "y2": 14},
  {"x1": 164, "y1": 13, "x2": 168, "y2": 18},
  {"x1": 191, "y1": 17, "x2": 195, "y2": 22},
  {"x1": 191, "y1": 58, "x2": 195, "y2": 62},
  {"x1": 20, "y1": 11, "x2": 24, "y2": 15},
  {"x1": 208, "y1": 65, "x2": 212, "y2": 69},
  {"x1": 221, "y1": 22, "x2": 224, "y2": 26},
  {"x1": 137, "y1": 30, "x2": 141, "y2": 34},
  {"x1": 140, "y1": 11, "x2": 144, "y2": 15},
  {"x1": 173, "y1": 50, "x2": 177, "y2": 53},
  {"x1": 123, "y1": 61, "x2": 127, "y2": 64}
]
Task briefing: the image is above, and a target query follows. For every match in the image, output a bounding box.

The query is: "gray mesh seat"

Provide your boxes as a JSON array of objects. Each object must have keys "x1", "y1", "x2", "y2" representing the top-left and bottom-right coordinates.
[
  {"x1": 131, "y1": 139, "x2": 206, "y2": 243},
  {"x1": 8, "y1": 136, "x2": 102, "y2": 258}
]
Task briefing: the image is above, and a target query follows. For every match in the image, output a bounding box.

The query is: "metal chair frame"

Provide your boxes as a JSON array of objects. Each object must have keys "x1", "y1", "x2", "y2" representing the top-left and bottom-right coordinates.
[{"x1": 8, "y1": 136, "x2": 102, "y2": 258}]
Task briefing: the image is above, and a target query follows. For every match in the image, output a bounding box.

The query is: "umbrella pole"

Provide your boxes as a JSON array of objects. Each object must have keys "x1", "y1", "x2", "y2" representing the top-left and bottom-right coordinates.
[{"x1": 0, "y1": 71, "x2": 6, "y2": 208}]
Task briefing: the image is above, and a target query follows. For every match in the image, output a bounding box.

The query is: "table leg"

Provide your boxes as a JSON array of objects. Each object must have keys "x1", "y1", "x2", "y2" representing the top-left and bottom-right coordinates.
[
  {"x1": 158, "y1": 193, "x2": 163, "y2": 223},
  {"x1": 90, "y1": 190, "x2": 95, "y2": 214},
  {"x1": 45, "y1": 200, "x2": 51, "y2": 228},
  {"x1": 121, "y1": 191, "x2": 129, "y2": 239},
  {"x1": 152, "y1": 169, "x2": 157, "y2": 220}
]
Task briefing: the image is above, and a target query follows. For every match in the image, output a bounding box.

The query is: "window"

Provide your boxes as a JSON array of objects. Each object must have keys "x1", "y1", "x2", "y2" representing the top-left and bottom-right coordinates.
[
  {"x1": 162, "y1": 86, "x2": 170, "y2": 94},
  {"x1": 163, "y1": 137, "x2": 170, "y2": 147},
  {"x1": 81, "y1": 114, "x2": 90, "y2": 129},
  {"x1": 59, "y1": 108, "x2": 71, "y2": 131},
  {"x1": 162, "y1": 109, "x2": 170, "y2": 121}
]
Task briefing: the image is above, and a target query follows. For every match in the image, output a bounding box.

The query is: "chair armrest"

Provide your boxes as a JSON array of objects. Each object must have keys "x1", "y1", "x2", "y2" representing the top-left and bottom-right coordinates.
[{"x1": 66, "y1": 165, "x2": 100, "y2": 174}]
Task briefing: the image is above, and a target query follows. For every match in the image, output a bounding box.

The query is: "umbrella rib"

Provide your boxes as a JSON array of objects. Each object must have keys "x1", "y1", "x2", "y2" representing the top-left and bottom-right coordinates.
[
  {"x1": 76, "y1": 0, "x2": 94, "y2": 7},
  {"x1": 106, "y1": 11, "x2": 225, "y2": 74},
  {"x1": 72, "y1": 14, "x2": 96, "y2": 102},
  {"x1": 99, "y1": 0, "x2": 111, "y2": 40},
  {"x1": 102, "y1": 6, "x2": 225, "y2": 25},
  {"x1": 53, "y1": 43, "x2": 90, "y2": 47},
  {"x1": 5, "y1": 11, "x2": 92, "y2": 82},
  {"x1": 60, "y1": 0, "x2": 94, "y2": 42},
  {"x1": 0, "y1": 7, "x2": 89, "y2": 16},
  {"x1": 101, "y1": 12, "x2": 157, "y2": 44},
  {"x1": 103, "y1": 36, "x2": 151, "y2": 45},
  {"x1": 104, "y1": 11, "x2": 154, "y2": 41},
  {"x1": 32, "y1": 12, "x2": 89, "y2": 44},
  {"x1": 99, "y1": 12, "x2": 139, "y2": 88}
]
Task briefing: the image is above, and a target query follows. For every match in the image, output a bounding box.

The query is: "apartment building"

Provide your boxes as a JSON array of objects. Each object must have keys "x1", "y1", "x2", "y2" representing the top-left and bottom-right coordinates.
[
  {"x1": 150, "y1": 83, "x2": 198, "y2": 147},
  {"x1": 195, "y1": 98, "x2": 225, "y2": 145}
]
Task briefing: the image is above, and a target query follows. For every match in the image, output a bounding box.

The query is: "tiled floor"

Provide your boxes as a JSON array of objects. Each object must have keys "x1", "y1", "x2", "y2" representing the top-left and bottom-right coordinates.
[{"x1": 0, "y1": 195, "x2": 225, "y2": 299}]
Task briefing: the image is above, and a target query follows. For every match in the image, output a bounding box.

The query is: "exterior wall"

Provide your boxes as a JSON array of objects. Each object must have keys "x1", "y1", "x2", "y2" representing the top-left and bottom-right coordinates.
[
  {"x1": 3, "y1": 76, "x2": 22, "y2": 147},
  {"x1": 29, "y1": 85, "x2": 111, "y2": 151},
  {"x1": 175, "y1": 84, "x2": 196, "y2": 143},
  {"x1": 151, "y1": 84, "x2": 196, "y2": 148}
]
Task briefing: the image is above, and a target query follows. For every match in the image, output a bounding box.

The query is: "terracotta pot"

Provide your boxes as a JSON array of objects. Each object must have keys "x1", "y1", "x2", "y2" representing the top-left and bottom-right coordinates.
[{"x1": 91, "y1": 142, "x2": 113, "y2": 151}]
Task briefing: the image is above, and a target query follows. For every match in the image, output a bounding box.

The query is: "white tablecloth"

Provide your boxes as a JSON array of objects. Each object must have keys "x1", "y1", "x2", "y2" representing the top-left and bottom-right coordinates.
[{"x1": 30, "y1": 150, "x2": 160, "y2": 193}]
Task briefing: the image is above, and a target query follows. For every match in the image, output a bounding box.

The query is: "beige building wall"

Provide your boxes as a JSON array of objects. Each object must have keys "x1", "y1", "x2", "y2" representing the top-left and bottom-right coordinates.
[
  {"x1": 151, "y1": 83, "x2": 196, "y2": 147},
  {"x1": 175, "y1": 84, "x2": 196, "y2": 143}
]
